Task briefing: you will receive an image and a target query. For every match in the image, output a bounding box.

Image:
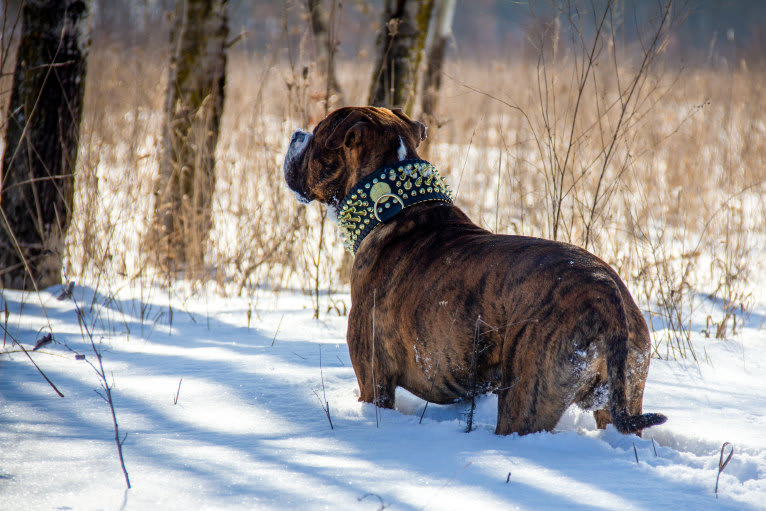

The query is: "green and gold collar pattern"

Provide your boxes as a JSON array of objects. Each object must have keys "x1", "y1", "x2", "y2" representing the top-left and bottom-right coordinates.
[{"x1": 337, "y1": 159, "x2": 454, "y2": 254}]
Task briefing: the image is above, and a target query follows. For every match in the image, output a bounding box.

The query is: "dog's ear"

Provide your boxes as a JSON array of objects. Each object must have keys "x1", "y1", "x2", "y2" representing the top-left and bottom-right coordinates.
[
  {"x1": 392, "y1": 108, "x2": 427, "y2": 144},
  {"x1": 339, "y1": 121, "x2": 368, "y2": 149},
  {"x1": 325, "y1": 112, "x2": 370, "y2": 151}
]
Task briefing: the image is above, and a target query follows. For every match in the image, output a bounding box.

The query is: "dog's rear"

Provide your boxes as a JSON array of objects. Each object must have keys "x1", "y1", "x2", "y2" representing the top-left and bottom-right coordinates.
[{"x1": 594, "y1": 275, "x2": 667, "y2": 434}]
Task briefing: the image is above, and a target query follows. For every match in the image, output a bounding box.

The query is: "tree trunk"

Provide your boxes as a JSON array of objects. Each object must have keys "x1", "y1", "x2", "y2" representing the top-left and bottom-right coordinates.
[
  {"x1": 0, "y1": 0, "x2": 90, "y2": 290},
  {"x1": 147, "y1": 0, "x2": 228, "y2": 274},
  {"x1": 306, "y1": 0, "x2": 344, "y2": 109},
  {"x1": 421, "y1": 0, "x2": 454, "y2": 119},
  {"x1": 368, "y1": 0, "x2": 434, "y2": 114},
  {"x1": 420, "y1": 0, "x2": 455, "y2": 156}
]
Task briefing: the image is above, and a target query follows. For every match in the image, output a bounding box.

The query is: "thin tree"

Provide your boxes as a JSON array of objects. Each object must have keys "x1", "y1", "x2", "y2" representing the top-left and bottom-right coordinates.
[
  {"x1": 147, "y1": 0, "x2": 228, "y2": 274},
  {"x1": 0, "y1": 0, "x2": 90, "y2": 290},
  {"x1": 420, "y1": 0, "x2": 455, "y2": 156},
  {"x1": 306, "y1": 0, "x2": 344, "y2": 108},
  {"x1": 368, "y1": 0, "x2": 434, "y2": 114}
]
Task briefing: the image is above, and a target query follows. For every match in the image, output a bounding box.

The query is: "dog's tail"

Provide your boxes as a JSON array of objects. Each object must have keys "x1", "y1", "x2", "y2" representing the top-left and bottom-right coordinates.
[
  {"x1": 601, "y1": 279, "x2": 667, "y2": 435},
  {"x1": 612, "y1": 410, "x2": 668, "y2": 434}
]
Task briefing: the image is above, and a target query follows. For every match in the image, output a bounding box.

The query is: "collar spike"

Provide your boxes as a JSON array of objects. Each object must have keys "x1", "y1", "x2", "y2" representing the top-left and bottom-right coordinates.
[{"x1": 337, "y1": 159, "x2": 453, "y2": 254}]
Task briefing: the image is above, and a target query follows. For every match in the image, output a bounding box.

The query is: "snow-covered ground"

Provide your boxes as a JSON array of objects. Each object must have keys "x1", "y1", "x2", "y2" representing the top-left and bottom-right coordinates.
[{"x1": 1, "y1": 283, "x2": 765, "y2": 510}]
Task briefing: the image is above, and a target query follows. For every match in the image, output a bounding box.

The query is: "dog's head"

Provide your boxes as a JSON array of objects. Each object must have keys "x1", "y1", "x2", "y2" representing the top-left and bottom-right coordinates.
[{"x1": 283, "y1": 106, "x2": 427, "y2": 207}]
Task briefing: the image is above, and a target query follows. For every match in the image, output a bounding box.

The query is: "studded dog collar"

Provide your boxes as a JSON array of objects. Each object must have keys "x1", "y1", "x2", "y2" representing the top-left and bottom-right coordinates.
[{"x1": 337, "y1": 159, "x2": 454, "y2": 254}]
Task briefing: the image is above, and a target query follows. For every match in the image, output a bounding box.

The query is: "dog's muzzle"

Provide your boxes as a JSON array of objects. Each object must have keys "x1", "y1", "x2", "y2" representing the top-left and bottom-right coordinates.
[
  {"x1": 284, "y1": 130, "x2": 313, "y2": 203},
  {"x1": 285, "y1": 130, "x2": 312, "y2": 168}
]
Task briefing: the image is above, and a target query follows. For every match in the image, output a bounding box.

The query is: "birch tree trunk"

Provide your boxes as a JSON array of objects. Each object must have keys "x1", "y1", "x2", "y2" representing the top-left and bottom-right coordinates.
[
  {"x1": 0, "y1": 0, "x2": 90, "y2": 290},
  {"x1": 421, "y1": 0, "x2": 454, "y2": 120},
  {"x1": 420, "y1": 0, "x2": 455, "y2": 156},
  {"x1": 306, "y1": 0, "x2": 344, "y2": 108},
  {"x1": 368, "y1": 0, "x2": 434, "y2": 114},
  {"x1": 147, "y1": 0, "x2": 228, "y2": 274}
]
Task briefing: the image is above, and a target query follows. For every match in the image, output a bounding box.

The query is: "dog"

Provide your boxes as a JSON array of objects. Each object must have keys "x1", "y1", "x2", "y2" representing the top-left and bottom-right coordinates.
[{"x1": 284, "y1": 106, "x2": 666, "y2": 436}]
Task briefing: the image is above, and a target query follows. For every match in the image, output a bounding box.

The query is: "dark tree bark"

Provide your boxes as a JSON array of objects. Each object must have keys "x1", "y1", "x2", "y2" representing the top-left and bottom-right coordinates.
[
  {"x1": 0, "y1": 0, "x2": 90, "y2": 290},
  {"x1": 306, "y1": 0, "x2": 344, "y2": 108},
  {"x1": 368, "y1": 0, "x2": 434, "y2": 113},
  {"x1": 147, "y1": 0, "x2": 228, "y2": 273}
]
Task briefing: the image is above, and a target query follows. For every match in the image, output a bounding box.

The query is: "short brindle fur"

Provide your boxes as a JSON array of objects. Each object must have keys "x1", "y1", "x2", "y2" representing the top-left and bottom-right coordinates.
[{"x1": 284, "y1": 106, "x2": 666, "y2": 435}]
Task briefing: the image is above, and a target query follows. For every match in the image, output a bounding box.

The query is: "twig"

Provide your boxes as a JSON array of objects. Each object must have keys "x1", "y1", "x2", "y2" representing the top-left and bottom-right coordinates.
[
  {"x1": 312, "y1": 203, "x2": 328, "y2": 319},
  {"x1": 173, "y1": 378, "x2": 183, "y2": 405},
  {"x1": 0, "y1": 322, "x2": 64, "y2": 397},
  {"x1": 271, "y1": 314, "x2": 284, "y2": 346},
  {"x1": 715, "y1": 442, "x2": 734, "y2": 498},
  {"x1": 372, "y1": 289, "x2": 379, "y2": 428},
  {"x1": 67, "y1": 290, "x2": 131, "y2": 489},
  {"x1": 633, "y1": 442, "x2": 639, "y2": 463},
  {"x1": 290, "y1": 350, "x2": 306, "y2": 360},
  {"x1": 419, "y1": 358, "x2": 440, "y2": 425},
  {"x1": 583, "y1": 0, "x2": 675, "y2": 249},
  {"x1": 312, "y1": 388, "x2": 334, "y2": 430},
  {"x1": 418, "y1": 401, "x2": 429, "y2": 424},
  {"x1": 465, "y1": 316, "x2": 481, "y2": 433},
  {"x1": 224, "y1": 29, "x2": 248, "y2": 50},
  {"x1": 2, "y1": 299, "x2": 8, "y2": 348},
  {"x1": 317, "y1": 345, "x2": 333, "y2": 429},
  {"x1": 358, "y1": 492, "x2": 387, "y2": 510}
]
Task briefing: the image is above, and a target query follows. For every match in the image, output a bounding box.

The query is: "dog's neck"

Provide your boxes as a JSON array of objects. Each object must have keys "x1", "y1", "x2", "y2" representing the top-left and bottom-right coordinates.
[{"x1": 337, "y1": 159, "x2": 453, "y2": 254}]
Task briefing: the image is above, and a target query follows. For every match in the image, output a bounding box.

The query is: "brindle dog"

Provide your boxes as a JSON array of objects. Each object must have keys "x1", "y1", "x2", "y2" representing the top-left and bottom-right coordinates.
[{"x1": 284, "y1": 106, "x2": 666, "y2": 435}]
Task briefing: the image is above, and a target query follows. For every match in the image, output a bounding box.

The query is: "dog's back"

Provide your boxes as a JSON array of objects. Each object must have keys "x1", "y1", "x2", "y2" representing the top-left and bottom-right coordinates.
[{"x1": 351, "y1": 200, "x2": 665, "y2": 435}]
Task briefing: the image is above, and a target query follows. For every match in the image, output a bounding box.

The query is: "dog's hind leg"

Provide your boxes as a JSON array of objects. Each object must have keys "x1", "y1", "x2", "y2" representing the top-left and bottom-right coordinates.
[
  {"x1": 593, "y1": 347, "x2": 648, "y2": 431},
  {"x1": 495, "y1": 322, "x2": 568, "y2": 435}
]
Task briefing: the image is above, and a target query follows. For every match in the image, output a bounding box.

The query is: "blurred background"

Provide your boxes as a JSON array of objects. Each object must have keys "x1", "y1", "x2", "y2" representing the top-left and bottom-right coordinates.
[
  {"x1": 1, "y1": 1, "x2": 764, "y2": 354},
  {"x1": 76, "y1": 1, "x2": 766, "y2": 65}
]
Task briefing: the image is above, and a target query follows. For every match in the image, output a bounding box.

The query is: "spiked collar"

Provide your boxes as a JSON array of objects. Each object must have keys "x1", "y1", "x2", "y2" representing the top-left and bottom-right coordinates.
[{"x1": 337, "y1": 159, "x2": 454, "y2": 254}]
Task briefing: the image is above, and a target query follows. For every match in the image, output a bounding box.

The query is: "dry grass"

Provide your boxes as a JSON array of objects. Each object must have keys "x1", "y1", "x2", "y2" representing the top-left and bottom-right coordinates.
[{"x1": 53, "y1": 27, "x2": 766, "y2": 354}]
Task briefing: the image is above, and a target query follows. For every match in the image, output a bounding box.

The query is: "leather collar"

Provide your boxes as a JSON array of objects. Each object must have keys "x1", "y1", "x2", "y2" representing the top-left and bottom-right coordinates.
[{"x1": 337, "y1": 159, "x2": 453, "y2": 254}]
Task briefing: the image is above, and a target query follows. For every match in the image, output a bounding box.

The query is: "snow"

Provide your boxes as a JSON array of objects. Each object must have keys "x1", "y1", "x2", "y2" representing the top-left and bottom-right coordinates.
[{"x1": 1, "y1": 284, "x2": 765, "y2": 510}]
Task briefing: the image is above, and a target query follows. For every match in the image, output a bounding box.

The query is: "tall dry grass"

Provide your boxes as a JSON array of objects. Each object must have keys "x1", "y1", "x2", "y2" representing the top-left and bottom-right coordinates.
[{"x1": 46, "y1": 23, "x2": 766, "y2": 355}]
